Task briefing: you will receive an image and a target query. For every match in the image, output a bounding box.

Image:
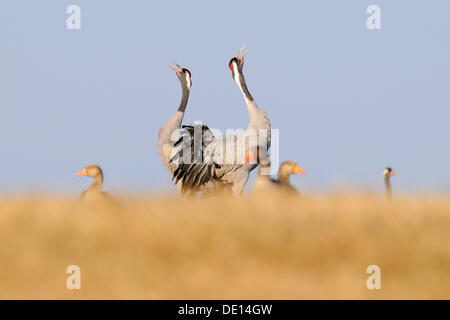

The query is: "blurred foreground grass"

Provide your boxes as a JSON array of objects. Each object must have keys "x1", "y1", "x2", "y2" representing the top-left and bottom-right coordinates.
[{"x1": 0, "y1": 193, "x2": 449, "y2": 299}]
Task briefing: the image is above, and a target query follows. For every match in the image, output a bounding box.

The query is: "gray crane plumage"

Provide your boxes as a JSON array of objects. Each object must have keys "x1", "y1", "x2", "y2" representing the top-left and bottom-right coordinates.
[
  {"x1": 157, "y1": 64, "x2": 192, "y2": 181},
  {"x1": 171, "y1": 48, "x2": 271, "y2": 196}
]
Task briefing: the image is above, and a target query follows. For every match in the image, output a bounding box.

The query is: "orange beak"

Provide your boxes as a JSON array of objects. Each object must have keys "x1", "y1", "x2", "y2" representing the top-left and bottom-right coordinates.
[
  {"x1": 76, "y1": 168, "x2": 87, "y2": 176},
  {"x1": 293, "y1": 165, "x2": 306, "y2": 175}
]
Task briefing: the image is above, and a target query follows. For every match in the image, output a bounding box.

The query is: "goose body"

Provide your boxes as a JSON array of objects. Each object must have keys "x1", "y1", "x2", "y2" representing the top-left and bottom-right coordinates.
[
  {"x1": 254, "y1": 161, "x2": 306, "y2": 195},
  {"x1": 76, "y1": 165, "x2": 112, "y2": 201}
]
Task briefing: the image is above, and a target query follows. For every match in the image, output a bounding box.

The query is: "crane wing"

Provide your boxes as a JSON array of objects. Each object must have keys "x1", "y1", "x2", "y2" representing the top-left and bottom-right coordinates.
[{"x1": 170, "y1": 124, "x2": 223, "y2": 194}]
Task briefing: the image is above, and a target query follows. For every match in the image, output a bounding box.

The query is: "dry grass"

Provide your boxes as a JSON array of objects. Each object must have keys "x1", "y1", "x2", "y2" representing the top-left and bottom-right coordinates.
[{"x1": 0, "y1": 193, "x2": 449, "y2": 299}]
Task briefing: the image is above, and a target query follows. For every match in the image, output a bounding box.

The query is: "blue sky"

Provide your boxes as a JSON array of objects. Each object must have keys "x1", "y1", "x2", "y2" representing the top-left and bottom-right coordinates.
[{"x1": 1, "y1": 1, "x2": 449, "y2": 195}]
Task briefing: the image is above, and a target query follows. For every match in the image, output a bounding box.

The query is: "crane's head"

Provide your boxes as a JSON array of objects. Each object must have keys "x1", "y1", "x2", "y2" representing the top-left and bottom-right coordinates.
[
  {"x1": 77, "y1": 164, "x2": 103, "y2": 178},
  {"x1": 169, "y1": 60, "x2": 192, "y2": 89},
  {"x1": 279, "y1": 161, "x2": 306, "y2": 176},
  {"x1": 383, "y1": 167, "x2": 399, "y2": 178},
  {"x1": 228, "y1": 45, "x2": 248, "y2": 80}
]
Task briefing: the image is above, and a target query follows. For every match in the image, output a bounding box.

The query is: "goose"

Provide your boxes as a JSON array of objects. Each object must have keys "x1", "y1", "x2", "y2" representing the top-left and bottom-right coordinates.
[
  {"x1": 157, "y1": 61, "x2": 192, "y2": 180},
  {"x1": 171, "y1": 47, "x2": 271, "y2": 196},
  {"x1": 76, "y1": 164, "x2": 112, "y2": 201},
  {"x1": 383, "y1": 167, "x2": 399, "y2": 199},
  {"x1": 247, "y1": 149, "x2": 306, "y2": 195}
]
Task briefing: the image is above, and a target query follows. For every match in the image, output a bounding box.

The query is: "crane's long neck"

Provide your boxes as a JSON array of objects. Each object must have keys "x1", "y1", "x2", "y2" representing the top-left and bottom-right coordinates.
[
  {"x1": 164, "y1": 83, "x2": 190, "y2": 130},
  {"x1": 167, "y1": 84, "x2": 190, "y2": 129},
  {"x1": 384, "y1": 175, "x2": 392, "y2": 199},
  {"x1": 236, "y1": 72, "x2": 254, "y2": 104},
  {"x1": 234, "y1": 71, "x2": 263, "y2": 119},
  {"x1": 178, "y1": 84, "x2": 190, "y2": 114},
  {"x1": 234, "y1": 69, "x2": 271, "y2": 149},
  {"x1": 90, "y1": 174, "x2": 103, "y2": 191}
]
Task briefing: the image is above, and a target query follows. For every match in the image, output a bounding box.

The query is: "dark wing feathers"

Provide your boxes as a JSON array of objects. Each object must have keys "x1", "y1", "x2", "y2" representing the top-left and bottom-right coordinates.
[{"x1": 170, "y1": 124, "x2": 222, "y2": 194}]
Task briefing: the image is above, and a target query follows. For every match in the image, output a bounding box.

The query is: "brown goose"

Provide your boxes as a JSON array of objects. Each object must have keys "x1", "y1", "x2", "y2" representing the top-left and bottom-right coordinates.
[
  {"x1": 76, "y1": 164, "x2": 112, "y2": 201},
  {"x1": 246, "y1": 150, "x2": 306, "y2": 195},
  {"x1": 382, "y1": 167, "x2": 399, "y2": 199}
]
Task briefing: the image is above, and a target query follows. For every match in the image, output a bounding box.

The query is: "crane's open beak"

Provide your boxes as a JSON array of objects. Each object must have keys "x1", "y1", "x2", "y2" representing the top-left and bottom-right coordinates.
[
  {"x1": 293, "y1": 165, "x2": 306, "y2": 175},
  {"x1": 169, "y1": 60, "x2": 182, "y2": 76},
  {"x1": 76, "y1": 168, "x2": 87, "y2": 176},
  {"x1": 236, "y1": 45, "x2": 249, "y2": 63}
]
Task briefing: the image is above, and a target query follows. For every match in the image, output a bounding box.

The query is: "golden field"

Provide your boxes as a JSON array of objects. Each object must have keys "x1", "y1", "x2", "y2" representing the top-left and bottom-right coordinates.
[{"x1": 0, "y1": 193, "x2": 449, "y2": 299}]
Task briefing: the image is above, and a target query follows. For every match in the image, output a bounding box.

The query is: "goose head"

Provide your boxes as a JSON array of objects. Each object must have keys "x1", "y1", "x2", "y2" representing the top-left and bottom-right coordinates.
[
  {"x1": 77, "y1": 164, "x2": 103, "y2": 179},
  {"x1": 279, "y1": 161, "x2": 306, "y2": 177}
]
